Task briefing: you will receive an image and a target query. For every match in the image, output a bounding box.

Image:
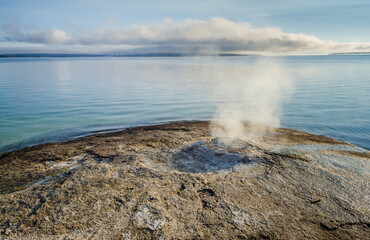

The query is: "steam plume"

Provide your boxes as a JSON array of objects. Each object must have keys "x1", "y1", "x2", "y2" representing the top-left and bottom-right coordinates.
[{"x1": 210, "y1": 58, "x2": 293, "y2": 143}]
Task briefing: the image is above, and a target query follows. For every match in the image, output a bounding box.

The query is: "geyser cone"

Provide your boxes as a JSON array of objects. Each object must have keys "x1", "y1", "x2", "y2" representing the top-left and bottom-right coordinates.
[{"x1": 172, "y1": 137, "x2": 265, "y2": 173}]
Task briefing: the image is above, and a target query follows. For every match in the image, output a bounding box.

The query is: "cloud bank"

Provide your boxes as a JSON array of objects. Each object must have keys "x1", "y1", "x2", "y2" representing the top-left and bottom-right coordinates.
[{"x1": 2, "y1": 18, "x2": 370, "y2": 54}]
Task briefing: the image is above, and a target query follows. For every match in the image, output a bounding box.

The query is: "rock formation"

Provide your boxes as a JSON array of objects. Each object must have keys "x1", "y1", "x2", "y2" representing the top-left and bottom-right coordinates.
[{"x1": 0, "y1": 121, "x2": 369, "y2": 239}]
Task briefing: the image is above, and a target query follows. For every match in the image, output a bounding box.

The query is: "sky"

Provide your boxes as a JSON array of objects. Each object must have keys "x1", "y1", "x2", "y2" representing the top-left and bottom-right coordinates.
[{"x1": 1, "y1": 0, "x2": 370, "y2": 55}]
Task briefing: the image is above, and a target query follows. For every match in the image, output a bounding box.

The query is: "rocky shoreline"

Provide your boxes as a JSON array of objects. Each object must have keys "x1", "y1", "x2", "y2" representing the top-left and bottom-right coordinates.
[{"x1": 0, "y1": 121, "x2": 369, "y2": 239}]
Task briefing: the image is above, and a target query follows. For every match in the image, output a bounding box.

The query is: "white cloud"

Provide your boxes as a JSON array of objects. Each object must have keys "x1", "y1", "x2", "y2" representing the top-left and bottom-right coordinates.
[
  {"x1": 43, "y1": 29, "x2": 70, "y2": 44},
  {"x1": 2, "y1": 18, "x2": 370, "y2": 54},
  {"x1": 2, "y1": 23, "x2": 70, "y2": 45}
]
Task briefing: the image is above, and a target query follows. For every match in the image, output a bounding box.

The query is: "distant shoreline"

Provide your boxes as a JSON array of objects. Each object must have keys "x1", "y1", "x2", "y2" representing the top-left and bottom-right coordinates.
[
  {"x1": 1, "y1": 53, "x2": 370, "y2": 58},
  {"x1": 329, "y1": 52, "x2": 370, "y2": 55},
  {"x1": 0, "y1": 53, "x2": 255, "y2": 58}
]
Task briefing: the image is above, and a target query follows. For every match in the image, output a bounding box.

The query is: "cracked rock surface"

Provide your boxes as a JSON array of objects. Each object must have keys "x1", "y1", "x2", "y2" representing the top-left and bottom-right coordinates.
[{"x1": 0, "y1": 121, "x2": 369, "y2": 239}]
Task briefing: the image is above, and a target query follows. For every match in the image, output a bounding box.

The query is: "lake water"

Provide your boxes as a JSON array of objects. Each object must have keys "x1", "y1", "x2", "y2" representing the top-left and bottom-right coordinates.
[{"x1": 0, "y1": 55, "x2": 369, "y2": 153}]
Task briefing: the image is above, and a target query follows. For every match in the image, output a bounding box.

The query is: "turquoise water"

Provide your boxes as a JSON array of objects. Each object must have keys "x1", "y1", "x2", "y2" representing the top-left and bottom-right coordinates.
[{"x1": 0, "y1": 55, "x2": 369, "y2": 152}]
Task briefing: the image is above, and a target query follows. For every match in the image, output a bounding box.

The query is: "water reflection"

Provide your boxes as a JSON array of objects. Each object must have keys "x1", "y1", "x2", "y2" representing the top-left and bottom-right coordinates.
[{"x1": 0, "y1": 56, "x2": 369, "y2": 152}]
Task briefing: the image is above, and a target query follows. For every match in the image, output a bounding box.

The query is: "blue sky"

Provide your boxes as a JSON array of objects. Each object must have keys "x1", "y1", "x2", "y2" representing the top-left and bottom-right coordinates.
[{"x1": 1, "y1": 0, "x2": 370, "y2": 54}]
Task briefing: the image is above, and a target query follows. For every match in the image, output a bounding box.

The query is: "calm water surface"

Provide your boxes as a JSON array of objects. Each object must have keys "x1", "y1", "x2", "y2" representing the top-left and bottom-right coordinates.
[{"x1": 0, "y1": 56, "x2": 369, "y2": 152}]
